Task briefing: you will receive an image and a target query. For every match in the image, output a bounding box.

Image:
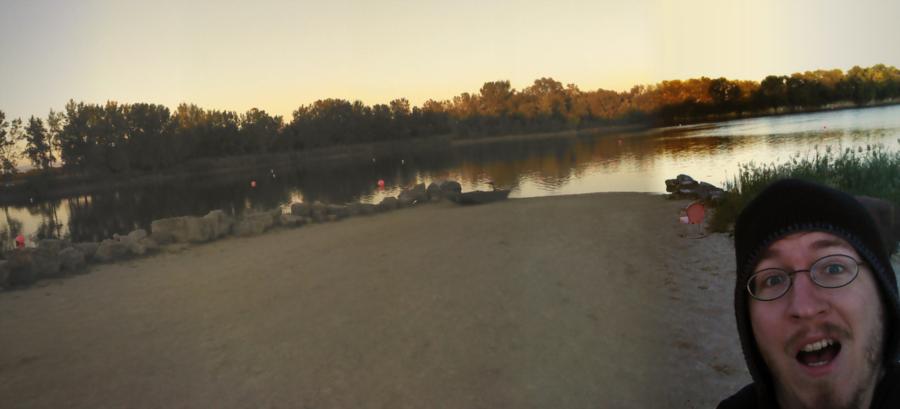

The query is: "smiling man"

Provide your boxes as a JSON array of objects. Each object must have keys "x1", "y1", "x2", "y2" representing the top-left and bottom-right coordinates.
[{"x1": 718, "y1": 179, "x2": 900, "y2": 409}]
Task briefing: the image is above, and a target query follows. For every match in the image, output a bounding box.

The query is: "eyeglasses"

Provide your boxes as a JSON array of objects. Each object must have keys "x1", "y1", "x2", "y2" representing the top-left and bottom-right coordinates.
[{"x1": 746, "y1": 254, "x2": 862, "y2": 301}]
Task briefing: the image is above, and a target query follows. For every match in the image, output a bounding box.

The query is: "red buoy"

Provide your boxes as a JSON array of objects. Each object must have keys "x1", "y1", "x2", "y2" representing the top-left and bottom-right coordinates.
[
  {"x1": 15, "y1": 234, "x2": 25, "y2": 248},
  {"x1": 377, "y1": 179, "x2": 385, "y2": 188},
  {"x1": 250, "y1": 180, "x2": 257, "y2": 188}
]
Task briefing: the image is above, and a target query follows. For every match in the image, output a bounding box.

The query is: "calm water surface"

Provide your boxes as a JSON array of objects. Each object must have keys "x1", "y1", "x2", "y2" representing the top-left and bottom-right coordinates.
[{"x1": 3, "y1": 105, "x2": 899, "y2": 244}]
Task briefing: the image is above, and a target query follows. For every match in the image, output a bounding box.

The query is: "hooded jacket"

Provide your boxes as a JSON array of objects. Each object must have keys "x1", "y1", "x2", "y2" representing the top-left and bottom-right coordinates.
[{"x1": 718, "y1": 179, "x2": 900, "y2": 408}]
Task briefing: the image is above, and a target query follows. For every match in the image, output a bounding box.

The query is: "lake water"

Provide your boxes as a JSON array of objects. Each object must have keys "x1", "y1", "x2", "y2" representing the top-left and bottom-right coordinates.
[{"x1": 2, "y1": 105, "x2": 899, "y2": 245}]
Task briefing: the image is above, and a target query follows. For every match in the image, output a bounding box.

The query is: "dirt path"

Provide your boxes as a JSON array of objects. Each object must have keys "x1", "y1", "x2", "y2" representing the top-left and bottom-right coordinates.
[{"x1": 0, "y1": 193, "x2": 749, "y2": 408}]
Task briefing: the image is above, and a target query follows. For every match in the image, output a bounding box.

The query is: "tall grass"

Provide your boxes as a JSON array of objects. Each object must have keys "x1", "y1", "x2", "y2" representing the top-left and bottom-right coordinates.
[{"x1": 709, "y1": 141, "x2": 900, "y2": 232}]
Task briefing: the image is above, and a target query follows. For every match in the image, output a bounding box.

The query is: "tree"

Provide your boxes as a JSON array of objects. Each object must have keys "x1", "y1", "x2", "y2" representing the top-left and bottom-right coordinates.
[
  {"x1": 0, "y1": 110, "x2": 19, "y2": 178},
  {"x1": 23, "y1": 116, "x2": 55, "y2": 170}
]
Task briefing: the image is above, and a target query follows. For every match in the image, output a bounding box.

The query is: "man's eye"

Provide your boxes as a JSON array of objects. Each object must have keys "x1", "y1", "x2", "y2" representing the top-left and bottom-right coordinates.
[
  {"x1": 763, "y1": 274, "x2": 786, "y2": 288},
  {"x1": 824, "y1": 263, "x2": 847, "y2": 275}
]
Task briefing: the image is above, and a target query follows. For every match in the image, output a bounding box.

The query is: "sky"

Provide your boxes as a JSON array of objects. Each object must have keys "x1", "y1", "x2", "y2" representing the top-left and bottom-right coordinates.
[{"x1": 1, "y1": 0, "x2": 898, "y2": 121}]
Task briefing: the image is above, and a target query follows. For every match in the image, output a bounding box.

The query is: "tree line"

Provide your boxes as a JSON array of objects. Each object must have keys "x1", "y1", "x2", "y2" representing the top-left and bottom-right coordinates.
[{"x1": 0, "y1": 64, "x2": 898, "y2": 177}]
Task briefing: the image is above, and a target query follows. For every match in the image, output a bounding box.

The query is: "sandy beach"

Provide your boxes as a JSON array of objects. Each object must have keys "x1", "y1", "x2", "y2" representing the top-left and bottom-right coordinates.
[{"x1": 0, "y1": 193, "x2": 750, "y2": 408}]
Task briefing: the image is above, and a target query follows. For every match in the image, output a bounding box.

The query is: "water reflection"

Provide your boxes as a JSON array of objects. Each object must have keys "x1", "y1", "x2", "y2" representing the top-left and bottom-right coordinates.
[{"x1": 1, "y1": 105, "x2": 898, "y2": 244}]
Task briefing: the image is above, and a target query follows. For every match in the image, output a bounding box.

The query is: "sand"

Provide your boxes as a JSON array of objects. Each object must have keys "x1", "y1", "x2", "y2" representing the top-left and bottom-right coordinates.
[{"x1": 0, "y1": 193, "x2": 750, "y2": 408}]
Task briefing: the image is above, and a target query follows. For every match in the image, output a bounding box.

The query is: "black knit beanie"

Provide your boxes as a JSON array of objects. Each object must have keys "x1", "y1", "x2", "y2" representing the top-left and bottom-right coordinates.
[{"x1": 733, "y1": 178, "x2": 900, "y2": 399}]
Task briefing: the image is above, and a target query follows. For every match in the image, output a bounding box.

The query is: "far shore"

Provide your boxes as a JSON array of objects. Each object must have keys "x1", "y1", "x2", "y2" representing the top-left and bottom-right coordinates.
[
  {"x1": 0, "y1": 192, "x2": 749, "y2": 408},
  {"x1": 4, "y1": 100, "x2": 898, "y2": 206}
]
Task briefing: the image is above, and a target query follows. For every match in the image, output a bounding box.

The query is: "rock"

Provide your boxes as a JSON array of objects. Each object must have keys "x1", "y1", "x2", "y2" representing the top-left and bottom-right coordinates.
[
  {"x1": 233, "y1": 212, "x2": 275, "y2": 236},
  {"x1": 280, "y1": 214, "x2": 308, "y2": 227},
  {"x1": 379, "y1": 196, "x2": 399, "y2": 211},
  {"x1": 0, "y1": 260, "x2": 9, "y2": 289},
  {"x1": 150, "y1": 216, "x2": 213, "y2": 243},
  {"x1": 346, "y1": 203, "x2": 363, "y2": 217},
  {"x1": 59, "y1": 247, "x2": 86, "y2": 273},
  {"x1": 398, "y1": 183, "x2": 428, "y2": 207},
  {"x1": 426, "y1": 182, "x2": 442, "y2": 201},
  {"x1": 126, "y1": 229, "x2": 148, "y2": 242},
  {"x1": 664, "y1": 179, "x2": 679, "y2": 192},
  {"x1": 346, "y1": 203, "x2": 378, "y2": 216},
  {"x1": 440, "y1": 180, "x2": 462, "y2": 201},
  {"x1": 94, "y1": 239, "x2": 131, "y2": 262},
  {"x1": 203, "y1": 210, "x2": 233, "y2": 239},
  {"x1": 270, "y1": 208, "x2": 284, "y2": 226},
  {"x1": 359, "y1": 203, "x2": 378, "y2": 215},
  {"x1": 139, "y1": 237, "x2": 159, "y2": 253},
  {"x1": 310, "y1": 201, "x2": 327, "y2": 222},
  {"x1": 74, "y1": 242, "x2": 100, "y2": 261},
  {"x1": 38, "y1": 239, "x2": 71, "y2": 254},
  {"x1": 676, "y1": 174, "x2": 696, "y2": 184},
  {"x1": 291, "y1": 202, "x2": 312, "y2": 217},
  {"x1": 5, "y1": 249, "x2": 39, "y2": 285},
  {"x1": 33, "y1": 246, "x2": 62, "y2": 278},
  {"x1": 708, "y1": 189, "x2": 726, "y2": 204},
  {"x1": 326, "y1": 204, "x2": 349, "y2": 219}
]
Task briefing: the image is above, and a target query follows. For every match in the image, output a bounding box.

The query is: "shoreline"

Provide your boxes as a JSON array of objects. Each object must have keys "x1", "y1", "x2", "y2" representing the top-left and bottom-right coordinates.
[
  {"x1": 0, "y1": 192, "x2": 750, "y2": 408},
  {"x1": 5, "y1": 101, "x2": 898, "y2": 205}
]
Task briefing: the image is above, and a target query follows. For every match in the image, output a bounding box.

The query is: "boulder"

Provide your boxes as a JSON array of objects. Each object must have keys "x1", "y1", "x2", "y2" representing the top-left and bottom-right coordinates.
[
  {"x1": 310, "y1": 201, "x2": 328, "y2": 222},
  {"x1": 359, "y1": 203, "x2": 378, "y2": 215},
  {"x1": 280, "y1": 214, "x2": 308, "y2": 227},
  {"x1": 59, "y1": 247, "x2": 86, "y2": 273},
  {"x1": 326, "y1": 204, "x2": 349, "y2": 219},
  {"x1": 5, "y1": 249, "x2": 40, "y2": 285},
  {"x1": 379, "y1": 196, "x2": 399, "y2": 211},
  {"x1": 33, "y1": 246, "x2": 63, "y2": 278},
  {"x1": 346, "y1": 203, "x2": 378, "y2": 216},
  {"x1": 203, "y1": 210, "x2": 233, "y2": 239},
  {"x1": 440, "y1": 180, "x2": 462, "y2": 201},
  {"x1": 676, "y1": 174, "x2": 696, "y2": 184},
  {"x1": 94, "y1": 239, "x2": 131, "y2": 262},
  {"x1": 269, "y1": 208, "x2": 284, "y2": 226},
  {"x1": 664, "y1": 179, "x2": 679, "y2": 192},
  {"x1": 426, "y1": 182, "x2": 442, "y2": 201},
  {"x1": 150, "y1": 216, "x2": 213, "y2": 244},
  {"x1": 0, "y1": 260, "x2": 9, "y2": 289},
  {"x1": 126, "y1": 229, "x2": 148, "y2": 242},
  {"x1": 346, "y1": 203, "x2": 363, "y2": 217},
  {"x1": 398, "y1": 183, "x2": 428, "y2": 207},
  {"x1": 74, "y1": 242, "x2": 100, "y2": 261},
  {"x1": 233, "y1": 212, "x2": 275, "y2": 236},
  {"x1": 139, "y1": 237, "x2": 159, "y2": 253},
  {"x1": 291, "y1": 202, "x2": 312, "y2": 217},
  {"x1": 38, "y1": 239, "x2": 71, "y2": 254}
]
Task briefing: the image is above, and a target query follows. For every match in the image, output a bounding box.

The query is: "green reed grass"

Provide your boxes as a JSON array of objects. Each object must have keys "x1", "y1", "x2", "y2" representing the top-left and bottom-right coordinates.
[{"x1": 709, "y1": 141, "x2": 900, "y2": 233}]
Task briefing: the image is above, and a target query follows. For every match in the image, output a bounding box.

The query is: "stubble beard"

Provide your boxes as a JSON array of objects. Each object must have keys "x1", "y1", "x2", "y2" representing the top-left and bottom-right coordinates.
[{"x1": 775, "y1": 316, "x2": 884, "y2": 409}]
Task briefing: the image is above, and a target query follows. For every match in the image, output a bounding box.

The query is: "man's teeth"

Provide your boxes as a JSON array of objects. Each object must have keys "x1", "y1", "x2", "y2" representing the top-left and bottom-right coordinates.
[{"x1": 801, "y1": 339, "x2": 835, "y2": 352}]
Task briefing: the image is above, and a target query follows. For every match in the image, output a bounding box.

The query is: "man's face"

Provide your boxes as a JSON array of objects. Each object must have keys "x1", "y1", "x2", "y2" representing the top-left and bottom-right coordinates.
[{"x1": 748, "y1": 231, "x2": 885, "y2": 409}]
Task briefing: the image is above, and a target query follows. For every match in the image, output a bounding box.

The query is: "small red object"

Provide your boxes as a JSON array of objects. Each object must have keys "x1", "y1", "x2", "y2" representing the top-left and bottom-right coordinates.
[
  {"x1": 250, "y1": 180, "x2": 257, "y2": 188},
  {"x1": 15, "y1": 234, "x2": 25, "y2": 248},
  {"x1": 377, "y1": 179, "x2": 385, "y2": 188}
]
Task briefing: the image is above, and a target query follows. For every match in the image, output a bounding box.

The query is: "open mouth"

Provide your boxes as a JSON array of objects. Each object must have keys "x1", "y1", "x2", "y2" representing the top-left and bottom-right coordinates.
[{"x1": 796, "y1": 338, "x2": 841, "y2": 367}]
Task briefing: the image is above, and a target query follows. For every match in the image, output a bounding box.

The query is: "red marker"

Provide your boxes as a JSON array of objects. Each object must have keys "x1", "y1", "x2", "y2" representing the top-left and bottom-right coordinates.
[{"x1": 250, "y1": 180, "x2": 257, "y2": 188}]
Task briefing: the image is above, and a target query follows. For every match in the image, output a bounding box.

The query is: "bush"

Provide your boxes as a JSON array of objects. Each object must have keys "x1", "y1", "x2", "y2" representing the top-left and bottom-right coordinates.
[{"x1": 709, "y1": 142, "x2": 900, "y2": 232}]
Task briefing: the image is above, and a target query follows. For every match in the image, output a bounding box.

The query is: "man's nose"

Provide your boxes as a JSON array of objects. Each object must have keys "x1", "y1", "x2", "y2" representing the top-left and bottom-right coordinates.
[{"x1": 786, "y1": 272, "x2": 829, "y2": 319}]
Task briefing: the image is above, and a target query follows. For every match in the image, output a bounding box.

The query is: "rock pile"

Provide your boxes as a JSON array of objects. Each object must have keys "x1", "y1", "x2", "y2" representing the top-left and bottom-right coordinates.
[
  {"x1": 664, "y1": 174, "x2": 726, "y2": 203},
  {"x1": 0, "y1": 180, "x2": 468, "y2": 291}
]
